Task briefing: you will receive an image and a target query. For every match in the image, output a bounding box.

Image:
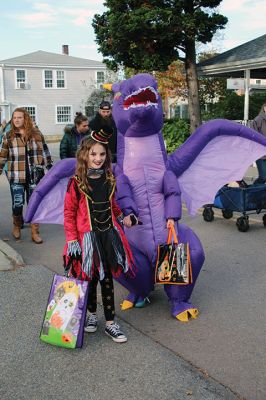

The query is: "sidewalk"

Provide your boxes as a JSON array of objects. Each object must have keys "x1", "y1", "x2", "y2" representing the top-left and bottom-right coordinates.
[
  {"x1": 0, "y1": 239, "x2": 239, "y2": 400},
  {"x1": 0, "y1": 162, "x2": 260, "y2": 400},
  {"x1": 0, "y1": 238, "x2": 24, "y2": 271}
]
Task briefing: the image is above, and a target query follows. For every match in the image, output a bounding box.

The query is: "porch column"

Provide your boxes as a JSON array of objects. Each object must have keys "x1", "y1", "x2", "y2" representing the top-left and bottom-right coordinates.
[{"x1": 244, "y1": 69, "x2": 250, "y2": 125}]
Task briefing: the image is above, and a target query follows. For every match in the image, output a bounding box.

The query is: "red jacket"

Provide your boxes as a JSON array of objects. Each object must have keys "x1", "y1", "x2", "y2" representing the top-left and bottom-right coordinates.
[
  {"x1": 64, "y1": 175, "x2": 123, "y2": 242},
  {"x1": 63, "y1": 175, "x2": 135, "y2": 280}
]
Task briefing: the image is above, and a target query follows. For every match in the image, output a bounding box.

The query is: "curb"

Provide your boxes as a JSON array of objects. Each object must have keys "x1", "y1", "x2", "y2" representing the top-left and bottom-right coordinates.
[{"x1": 0, "y1": 239, "x2": 24, "y2": 270}]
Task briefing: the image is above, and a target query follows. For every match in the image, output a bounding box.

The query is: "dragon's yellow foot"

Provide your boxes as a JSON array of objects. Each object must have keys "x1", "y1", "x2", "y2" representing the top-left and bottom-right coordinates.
[
  {"x1": 176, "y1": 308, "x2": 199, "y2": 322},
  {"x1": 120, "y1": 300, "x2": 134, "y2": 310}
]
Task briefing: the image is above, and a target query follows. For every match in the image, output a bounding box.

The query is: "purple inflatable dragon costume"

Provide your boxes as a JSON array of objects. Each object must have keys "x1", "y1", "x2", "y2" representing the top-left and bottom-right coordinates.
[
  {"x1": 111, "y1": 75, "x2": 204, "y2": 320},
  {"x1": 25, "y1": 73, "x2": 266, "y2": 322}
]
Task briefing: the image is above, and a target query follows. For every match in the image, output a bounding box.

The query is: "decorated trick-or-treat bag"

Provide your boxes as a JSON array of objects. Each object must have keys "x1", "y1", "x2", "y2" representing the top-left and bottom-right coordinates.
[
  {"x1": 40, "y1": 274, "x2": 88, "y2": 348},
  {"x1": 155, "y1": 225, "x2": 192, "y2": 285}
]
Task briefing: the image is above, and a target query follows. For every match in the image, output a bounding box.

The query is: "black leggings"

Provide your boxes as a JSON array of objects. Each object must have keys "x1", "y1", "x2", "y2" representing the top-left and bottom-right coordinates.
[{"x1": 87, "y1": 268, "x2": 115, "y2": 322}]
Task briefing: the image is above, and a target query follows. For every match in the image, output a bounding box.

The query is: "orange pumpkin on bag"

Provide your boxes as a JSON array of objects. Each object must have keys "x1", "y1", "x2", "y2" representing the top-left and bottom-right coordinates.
[
  {"x1": 50, "y1": 312, "x2": 63, "y2": 329},
  {"x1": 62, "y1": 333, "x2": 73, "y2": 343}
]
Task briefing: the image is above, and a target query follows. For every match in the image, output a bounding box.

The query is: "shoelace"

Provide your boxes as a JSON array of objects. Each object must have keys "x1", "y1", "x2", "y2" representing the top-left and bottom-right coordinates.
[
  {"x1": 87, "y1": 314, "x2": 97, "y2": 324},
  {"x1": 107, "y1": 323, "x2": 121, "y2": 334}
]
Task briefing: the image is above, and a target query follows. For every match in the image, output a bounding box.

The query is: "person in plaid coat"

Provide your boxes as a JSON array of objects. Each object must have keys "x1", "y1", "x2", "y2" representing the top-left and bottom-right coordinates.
[{"x1": 0, "y1": 108, "x2": 53, "y2": 243}]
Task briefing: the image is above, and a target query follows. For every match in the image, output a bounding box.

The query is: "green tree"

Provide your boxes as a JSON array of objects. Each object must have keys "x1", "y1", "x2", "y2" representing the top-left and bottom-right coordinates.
[
  {"x1": 249, "y1": 92, "x2": 266, "y2": 119},
  {"x1": 85, "y1": 89, "x2": 114, "y2": 118},
  {"x1": 197, "y1": 51, "x2": 227, "y2": 118},
  {"x1": 206, "y1": 91, "x2": 266, "y2": 121},
  {"x1": 216, "y1": 92, "x2": 244, "y2": 120},
  {"x1": 92, "y1": 0, "x2": 227, "y2": 132},
  {"x1": 163, "y1": 118, "x2": 190, "y2": 153}
]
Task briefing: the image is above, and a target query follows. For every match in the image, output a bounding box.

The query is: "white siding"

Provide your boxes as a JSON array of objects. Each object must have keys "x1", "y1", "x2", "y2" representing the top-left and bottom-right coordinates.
[{"x1": 1, "y1": 66, "x2": 107, "y2": 136}]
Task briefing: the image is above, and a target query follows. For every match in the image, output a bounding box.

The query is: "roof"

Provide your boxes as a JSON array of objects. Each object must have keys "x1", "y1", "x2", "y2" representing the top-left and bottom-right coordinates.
[
  {"x1": 197, "y1": 34, "x2": 266, "y2": 78},
  {"x1": 0, "y1": 50, "x2": 106, "y2": 69}
]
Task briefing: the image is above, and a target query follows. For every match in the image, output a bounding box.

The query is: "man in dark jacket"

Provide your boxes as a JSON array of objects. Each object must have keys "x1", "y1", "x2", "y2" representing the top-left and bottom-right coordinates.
[
  {"x1": 60, "y1": 113, "x2": 89, "y2": 159},
  {"x1": 89, "y1": 101, "x2": 117, "y2": 162},
  {"x1": 251, "y1": 103, "x2": 266, "y2": 184}
]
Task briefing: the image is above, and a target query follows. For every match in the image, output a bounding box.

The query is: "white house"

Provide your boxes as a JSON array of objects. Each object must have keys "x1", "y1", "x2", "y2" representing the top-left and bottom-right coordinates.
[{"x1": 0, "y1": 46, "x2": 108, "y2": 138}]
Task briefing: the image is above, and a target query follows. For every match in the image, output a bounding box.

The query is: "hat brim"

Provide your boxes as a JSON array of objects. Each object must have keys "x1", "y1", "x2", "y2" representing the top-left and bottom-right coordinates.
[{"x1": 90, "y1": 131, "x2": 109, "y2": 144}]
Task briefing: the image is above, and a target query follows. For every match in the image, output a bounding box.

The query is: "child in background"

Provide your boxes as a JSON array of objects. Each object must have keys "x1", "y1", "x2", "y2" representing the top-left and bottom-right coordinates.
[{"x1": 63, "y1": 127, "x2": 136, "y2": 343}]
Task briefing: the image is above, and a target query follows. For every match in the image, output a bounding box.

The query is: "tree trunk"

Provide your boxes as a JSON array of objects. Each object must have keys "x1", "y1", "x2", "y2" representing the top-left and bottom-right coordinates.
[{"x1": 185, "y1": 39, "x2": 202, "y2": 133}]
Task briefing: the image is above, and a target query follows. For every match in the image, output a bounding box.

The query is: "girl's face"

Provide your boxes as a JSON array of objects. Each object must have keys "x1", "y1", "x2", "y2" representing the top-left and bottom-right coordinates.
[
  {"x1": 86, "y1": 143, "x2": 106, "y2": 169},
  {"x1": 13, "y1": 111, "x2": 25, "y2": 129}
]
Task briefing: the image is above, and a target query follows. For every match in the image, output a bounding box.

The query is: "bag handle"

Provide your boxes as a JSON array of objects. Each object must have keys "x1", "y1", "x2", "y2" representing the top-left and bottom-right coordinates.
[{"x1": 167, "y1": 225, "x2": 178, "y2": 244}]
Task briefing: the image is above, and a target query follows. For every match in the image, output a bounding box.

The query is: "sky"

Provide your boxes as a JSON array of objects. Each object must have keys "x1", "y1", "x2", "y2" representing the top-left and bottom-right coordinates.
[{"x1": 0, "y1": 0, "x2": 265, "y2": 62}]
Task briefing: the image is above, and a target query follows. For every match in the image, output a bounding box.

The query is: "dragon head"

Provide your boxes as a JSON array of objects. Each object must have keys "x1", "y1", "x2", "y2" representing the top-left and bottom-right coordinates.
[{"x1": 111, "y1": 73, "x2": 163, "y2": 137}]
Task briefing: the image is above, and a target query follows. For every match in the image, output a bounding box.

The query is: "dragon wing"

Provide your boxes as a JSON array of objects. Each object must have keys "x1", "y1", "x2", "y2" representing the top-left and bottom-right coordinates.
[
  {"x1": 25, "y1": 158, "x2": 76, "y2": 224},
  {"x1": 167, "y1": 119, "x2": 266, "y2": 215}
]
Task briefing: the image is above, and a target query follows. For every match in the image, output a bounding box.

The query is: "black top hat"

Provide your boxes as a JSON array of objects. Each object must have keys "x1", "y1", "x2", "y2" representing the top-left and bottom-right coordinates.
[
  {"x1": 90, "y1": 125, "x2": 113, "y2": 144},
  {"x1": 99, "y1": 101, "x2": 111, "y2": 110}
]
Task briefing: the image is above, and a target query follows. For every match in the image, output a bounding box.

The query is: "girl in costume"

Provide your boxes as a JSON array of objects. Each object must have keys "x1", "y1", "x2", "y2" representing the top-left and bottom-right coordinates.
[{"x1": 63, "y1": 127, "x2": 136, "y2": 343}]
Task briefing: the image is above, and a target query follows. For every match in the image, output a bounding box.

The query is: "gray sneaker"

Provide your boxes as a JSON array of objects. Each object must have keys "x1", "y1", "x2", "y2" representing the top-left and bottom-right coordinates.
[
  {"x1": 84, "y1": 313, "x2": 97, "y2": 333},
  {"x1": 105, "y1": 322, "x2": 127, "y2": 343}
]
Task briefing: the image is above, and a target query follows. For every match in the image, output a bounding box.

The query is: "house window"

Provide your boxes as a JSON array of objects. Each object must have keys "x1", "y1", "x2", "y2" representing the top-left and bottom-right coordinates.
[
  {"x1": 23, "y1": 106, "x2": 37, "y2": 123},
  {"x1": 44, "y1": 70, "x2": 53, "y2": 88},
  {"x1": 255, "y1": 80, "x2": 261, "y2": 85},
  {"x1": 56, "y1": 71, "x2": 65, "y2": 88},
  {"x1": 56, "y1": 106, "x2": 72, "y2": 123},
  {"x1": 181, "y1": 104, "x2": 189, "y2": 119},
  {"x1": 173, "y1": 104, "x2": 189, "y2": 119},
  {"x1": 16, "y1": 69, "x2": 26, "y2": 88},
  {"x1": 97, "y1": 71, "x2": 105, "y2": 84},
  {"x1": 96, "y1": 71, "x2": 105, "y2": 88},
  {"x1": 44, "y1": 70, "x2": 66, "y2": 88}
]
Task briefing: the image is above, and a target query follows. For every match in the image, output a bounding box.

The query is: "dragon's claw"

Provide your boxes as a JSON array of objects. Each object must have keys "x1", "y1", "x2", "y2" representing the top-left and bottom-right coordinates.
[
  {"x1": 175, "y1": 308, "x2": 199, "y2": 322},
  {"x1": 120, "y1": 296, "x2": 150, "y2": 310},
  {"x1": 120, "y1": 300, "x2": 134, "y2": 310}
]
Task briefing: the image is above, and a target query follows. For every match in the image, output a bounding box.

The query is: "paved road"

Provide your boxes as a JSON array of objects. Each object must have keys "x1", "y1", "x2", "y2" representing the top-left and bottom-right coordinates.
[{"x1": 0, "y1": 143, "x2": 265, "y2": 400}]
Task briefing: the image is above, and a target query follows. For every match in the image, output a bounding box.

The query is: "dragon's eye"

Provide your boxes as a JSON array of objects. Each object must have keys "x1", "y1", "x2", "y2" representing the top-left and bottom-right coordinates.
[{"x1": 114, "y1": 92, "x2": 122, "y2": 100}]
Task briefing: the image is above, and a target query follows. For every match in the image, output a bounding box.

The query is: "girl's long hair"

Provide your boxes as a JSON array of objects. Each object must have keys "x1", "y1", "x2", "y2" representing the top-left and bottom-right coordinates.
[
  {"x1": 76, "y1": 137, "x2": 114, "y2": 190},
  {"x1": 9, "y1": 107, "x2": 41, "y2": 142}
]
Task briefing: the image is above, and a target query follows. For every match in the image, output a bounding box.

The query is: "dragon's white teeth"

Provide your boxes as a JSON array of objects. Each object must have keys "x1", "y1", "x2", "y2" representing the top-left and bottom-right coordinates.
[
  {"x1": 124, "y1": 85, "x2": 158, "y2": 101},
  {"x1": 124, "y1": 102, "x2": 158, "y2": 110}
]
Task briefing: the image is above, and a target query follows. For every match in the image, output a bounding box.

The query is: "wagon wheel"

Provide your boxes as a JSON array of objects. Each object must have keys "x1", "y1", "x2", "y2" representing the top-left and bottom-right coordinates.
[
  {"x1": 263, "y1": 214, "x2": 266, "y2": 227},
  {"x1": 203, "y1": 206, "x2": 214, "y2": 222},
  {"x1": 222, "y1": 209, "x2": 233, "y2": 219},
  {"x1": 236, "y1": 216, "x2": 249, "y2": 232}
]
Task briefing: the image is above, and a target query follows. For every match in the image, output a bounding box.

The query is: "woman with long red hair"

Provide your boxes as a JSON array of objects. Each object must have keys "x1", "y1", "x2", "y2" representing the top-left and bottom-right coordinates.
[{"x1": 0, "y1": 108, "x2": 52, "y2": 243}]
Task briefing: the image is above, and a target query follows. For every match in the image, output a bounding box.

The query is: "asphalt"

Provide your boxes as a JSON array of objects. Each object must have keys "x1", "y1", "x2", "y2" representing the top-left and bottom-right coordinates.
[
  {"x1": 0, "y1": 157, "x2": 261, "y2": 400},
  {"x1": 1, "y1": 241, "x2": 243, "y2": 400}
]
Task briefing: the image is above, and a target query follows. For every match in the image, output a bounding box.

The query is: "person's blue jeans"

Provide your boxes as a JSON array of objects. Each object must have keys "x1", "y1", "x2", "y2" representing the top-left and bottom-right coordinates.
[
  {"x1": 9, "y1": 182, "x2": 34, "y2": 216},
  {"x1": 254, "y1": 159, "x2": 266, "y2": 184}
]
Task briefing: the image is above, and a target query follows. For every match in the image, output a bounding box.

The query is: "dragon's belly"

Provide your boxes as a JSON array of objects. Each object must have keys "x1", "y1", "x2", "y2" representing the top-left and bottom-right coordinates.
[{"x1": 123, "y1": 135, "x2": 167, "y2": 261}]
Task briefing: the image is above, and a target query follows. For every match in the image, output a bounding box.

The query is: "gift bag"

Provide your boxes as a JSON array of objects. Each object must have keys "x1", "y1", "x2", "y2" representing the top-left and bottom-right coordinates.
[
  {"x1": 40, "y1": 274, "x2": 88, "y2": 348},
  {"x1": 155, "y1": 226, "x2": 192, "y2": 285}
]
